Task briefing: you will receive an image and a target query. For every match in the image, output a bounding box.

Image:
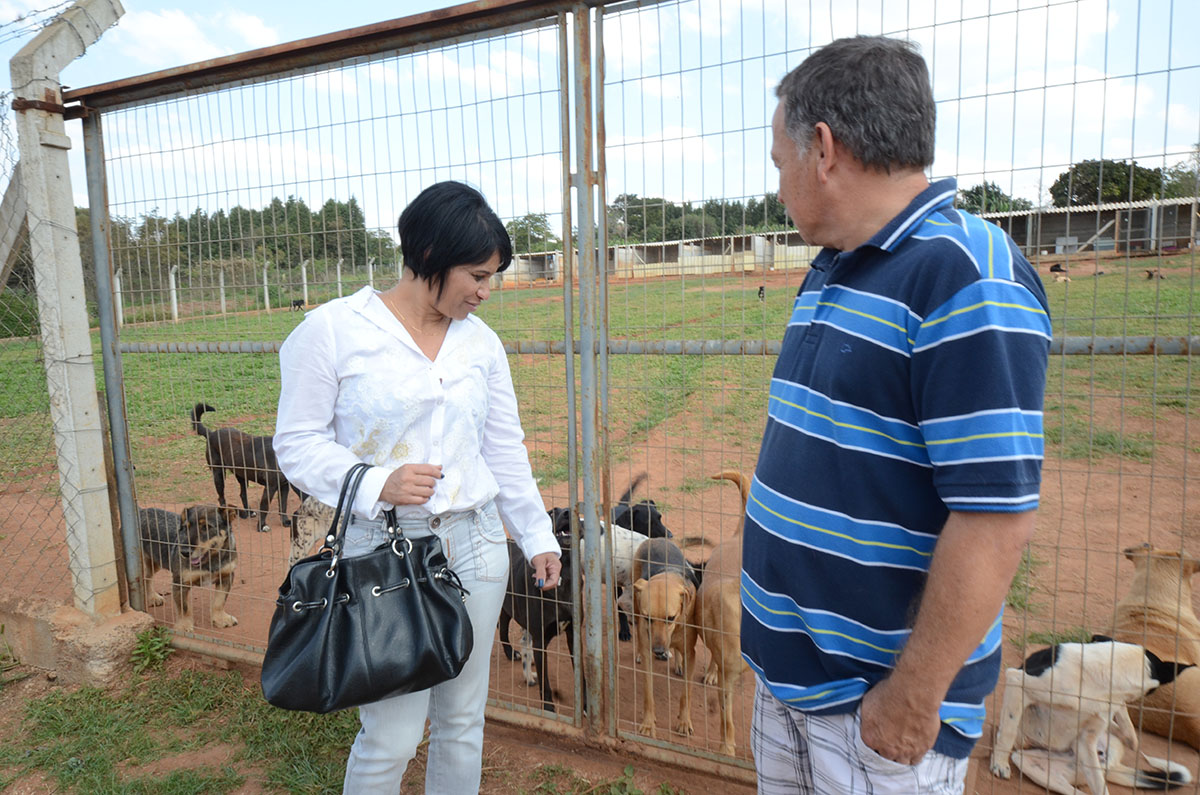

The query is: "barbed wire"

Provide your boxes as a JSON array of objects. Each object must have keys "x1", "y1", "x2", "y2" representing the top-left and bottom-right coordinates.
[{"x1": 0, "y1": 1, "x2": 75, "y2": 47}]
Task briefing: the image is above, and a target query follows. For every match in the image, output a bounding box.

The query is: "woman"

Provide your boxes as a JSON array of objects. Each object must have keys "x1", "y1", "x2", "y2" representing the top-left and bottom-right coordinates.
[{"x1": 274, "y1": 181, "x2": 562, "y2": 794}]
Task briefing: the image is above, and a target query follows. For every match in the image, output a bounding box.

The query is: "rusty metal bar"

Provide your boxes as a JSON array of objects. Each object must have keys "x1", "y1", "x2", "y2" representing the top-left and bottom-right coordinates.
[{"x1": 63, "y1": 0, "x2": 601, "y2": 109}]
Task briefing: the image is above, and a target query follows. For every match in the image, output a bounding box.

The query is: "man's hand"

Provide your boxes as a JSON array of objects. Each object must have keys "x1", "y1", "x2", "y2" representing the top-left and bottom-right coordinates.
[
  {"x1": 379, "y1": 463, "x2": 442, "y2": 505},
  {"x1": 860, "y1": 676, "x2": 941, "y2": 765},
  {"x1": 529, "y1": 552, "x2": 562, "y2": 591}
]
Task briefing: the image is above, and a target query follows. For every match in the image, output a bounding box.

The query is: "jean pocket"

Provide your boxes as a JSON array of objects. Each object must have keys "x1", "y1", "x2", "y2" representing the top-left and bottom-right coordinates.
[{"x1": 472, "y1": 504, "x2": 508, "y2": 582}]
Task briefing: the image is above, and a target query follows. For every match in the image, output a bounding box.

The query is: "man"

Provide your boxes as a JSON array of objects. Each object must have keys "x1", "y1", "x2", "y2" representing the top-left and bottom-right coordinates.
[{"x1": 741, "y1": 36, "x2": 1051, "y2": 793}]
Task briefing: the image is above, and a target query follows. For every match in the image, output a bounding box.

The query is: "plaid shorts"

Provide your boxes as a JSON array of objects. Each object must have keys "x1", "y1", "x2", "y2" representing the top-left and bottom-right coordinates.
[{"x1": 751, "y1": 677, "x2": 967, "y2": 795}]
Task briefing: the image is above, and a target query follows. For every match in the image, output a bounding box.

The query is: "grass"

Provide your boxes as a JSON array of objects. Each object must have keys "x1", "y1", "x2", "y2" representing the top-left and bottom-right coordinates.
[
  {"x1": 1020, "y1": 626, "x2": 1094, "y2": 648},
  {"x1": 0, "y1": 667, "x2": 688, "y2": 794},
  {"x1": 1005, "y1": 548, "x2": 1041, "y2": 612}
]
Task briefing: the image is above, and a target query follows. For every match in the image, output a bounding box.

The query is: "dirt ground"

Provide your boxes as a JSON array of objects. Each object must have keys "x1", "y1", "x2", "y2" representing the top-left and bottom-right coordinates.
[{"x1": 3, "y1": 261, "x2": 1200, "y2": 792}]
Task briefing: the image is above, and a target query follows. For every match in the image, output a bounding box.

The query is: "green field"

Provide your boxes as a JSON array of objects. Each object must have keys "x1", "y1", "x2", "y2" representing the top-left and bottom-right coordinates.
[{"x1": 2, "y1": 253, "x2": 1197, "y2": 499}]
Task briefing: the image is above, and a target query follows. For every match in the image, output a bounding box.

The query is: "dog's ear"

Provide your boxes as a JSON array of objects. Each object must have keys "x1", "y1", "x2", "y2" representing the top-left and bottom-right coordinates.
[
  {"x1": 1145, "y1": 648, "x2": 1193, "y2": 689},
  {"x1": 633, "y1": 579, "x2": 648, "y2": 610},
  {"x1": 1089, "y1": 633, "x2": 1114, "y2": 643},
  {"x1": 219, "y1": 505, "x2": 238, "y2": 526}
]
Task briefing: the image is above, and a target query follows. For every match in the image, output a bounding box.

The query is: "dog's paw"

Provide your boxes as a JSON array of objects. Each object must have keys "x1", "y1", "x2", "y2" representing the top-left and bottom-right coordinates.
[
  {"x1": 989, "y1": 757, "x2": 1012, "y2": 780},
  {"x1": 175, "y1": 615, "x2": 195, "y2": 632},
  {"x1": 672, "y1": 661, "x2": 685, "y2": 677},
  {"x1": 238, "y1": 509, "x2": 251, "y2": 519},
  {"x1": 674, "y1": 715, "x2": 694, "y2": 737},
  {"x1": 258, "y1": 524, "x2": 271, "y2": 533},
  {"x1": 618, "y1": 626, "x2": 632, "y2": 642},
  {"x1": 148, "y1": 591, "x2": 164, "y2": 607},
  {"x1": 212, "y1": 611, "x2": 238, "y2": 628},
  {"x1": 704, "y1": 662, "x2": 719, "y2": 686},
  {"x1": 637, "y1": 719, "x2": 657, "y2": 738}
]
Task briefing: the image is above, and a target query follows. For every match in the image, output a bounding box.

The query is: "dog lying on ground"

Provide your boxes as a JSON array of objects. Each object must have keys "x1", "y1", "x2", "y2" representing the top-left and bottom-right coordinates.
[
  {"x1": 1112, "y1": 543, "x2": 1200, "y2": 750},
  {"x1": 990, "y1": 636, "x2": 1192, "y2": 795},
  {"x1": 632, "y1": 536, "x2": 701, "y2": 738},
  {"x1": 191, "y1": 402, "x2": 296, "y2": 532},
  {"x1": 139, "y1": 505, "x2": 239, "y2": 632},
  {"x1": 687, "y1": 468, "x2": 753, "y2": 755},
  {"x1": 498, "y1": 530, "x2": 578, "y2": 713}
]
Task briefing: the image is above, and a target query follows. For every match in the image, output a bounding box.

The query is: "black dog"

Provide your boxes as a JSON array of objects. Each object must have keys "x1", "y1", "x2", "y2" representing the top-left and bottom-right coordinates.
[
  {"x1": 1049, "y1": 263, "x2": 1065, "y2": 273},
  {"x1": 290, "y1": 298, "x2": 305, "y2": 311},
  {"x1": 498, "y1": 533, "x2": 577, "y2": 712},
  {"x1": 190, "y1": 402, "x2": 295, "y2": 532},
  {"x1": 757, "y1": 285, "x2": 765, "y2": 301},
  {"x1": 612, "y1": 473, "x2": 671, "y2": 539}
]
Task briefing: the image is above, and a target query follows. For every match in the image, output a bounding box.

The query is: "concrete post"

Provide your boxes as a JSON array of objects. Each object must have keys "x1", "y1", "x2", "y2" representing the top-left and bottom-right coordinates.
[
  {"x1": 218, "y1": 268, "x2": 226, "y2": 313},
  {"x1": 301, "y1": 259, "x2": 309, "y2": 306},
  {"x1": 168, "y1": 264, "x2": 178, "y2": 322},
  {"x1": 336, "y1": 257, "x2": 343, "y2": 296},
  {"x1": 10, "y1": 0, "x2": 125, "y2": 618},
  {"x1": 367, "y1": 256, "x2": 375, "y2": 288},
  {"x1": 114, "y1": 267, "x2": 123, "y2": 327},
  {"x1": 262, "y1": 263, "x2": 270, "y2": 311}
]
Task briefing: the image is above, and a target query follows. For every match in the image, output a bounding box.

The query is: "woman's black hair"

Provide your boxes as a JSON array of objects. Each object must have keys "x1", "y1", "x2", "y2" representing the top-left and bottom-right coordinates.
[{"x1": 397, "y1": 181, "x2": 513, "y2": 296}]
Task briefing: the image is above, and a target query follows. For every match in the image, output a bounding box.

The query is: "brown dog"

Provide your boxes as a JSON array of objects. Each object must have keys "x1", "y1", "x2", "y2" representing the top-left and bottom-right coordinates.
[
  {"x1": 684, "y1": 468, "x2": 752, "y2": 756},
  {"x1": 632, "y1": 536, "x2": 700, "y2": 738},
  {"x1": 1111, "y1": 543, "x2": 1200, "y2": 749},
  {"x1": 139, "y1": 505, "x2": 239, "y2": 631}
]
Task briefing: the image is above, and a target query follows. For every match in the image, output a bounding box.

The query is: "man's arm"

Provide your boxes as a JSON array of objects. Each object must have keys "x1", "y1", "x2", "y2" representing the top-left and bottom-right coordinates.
[{"x1": 859, "y1": 509, "x2": 1035, "y2": 765}]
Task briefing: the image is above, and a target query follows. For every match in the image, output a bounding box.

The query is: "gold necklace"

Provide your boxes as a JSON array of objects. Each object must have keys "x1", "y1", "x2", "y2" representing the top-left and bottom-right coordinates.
[{"x1": 383, "y1": 291, "x2": 446, "y2": 336}]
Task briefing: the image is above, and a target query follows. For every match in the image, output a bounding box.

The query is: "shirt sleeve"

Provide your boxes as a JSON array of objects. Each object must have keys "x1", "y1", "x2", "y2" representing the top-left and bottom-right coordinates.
[
  {"x1": 911, "y1": 277, "x2": 1052, "y2": 513},
  {"x1": 479, "y1": 333, "x2": 560, "y2": 563},
  {"x1": 274, "y1": 309, "x2": 393, "y2": 518}
]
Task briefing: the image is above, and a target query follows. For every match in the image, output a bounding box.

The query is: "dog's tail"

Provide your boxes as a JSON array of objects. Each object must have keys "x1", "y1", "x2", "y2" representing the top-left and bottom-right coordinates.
[
  {"x1": 190, "y1": 402, "x2": 216, "y2": 439},
  {"x1": 616, "y1": 472, "x2": 649, "y2": 508},
  {"x1": 711, "y1": 469, "x2": 752, "y2": 537},
  {"x1": 1107, "y1": 763, "x2": 1192, "y2": 790}
]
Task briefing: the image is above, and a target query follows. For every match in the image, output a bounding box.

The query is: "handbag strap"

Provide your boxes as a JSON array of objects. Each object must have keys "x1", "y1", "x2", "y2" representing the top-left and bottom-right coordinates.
[{"x1": 324, "y1": 462, "x2": 373, "y2": 562}]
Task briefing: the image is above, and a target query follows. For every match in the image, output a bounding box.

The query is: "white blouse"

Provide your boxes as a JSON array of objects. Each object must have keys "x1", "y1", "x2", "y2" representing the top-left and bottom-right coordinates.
[{"x1": 274, "y1": 285, "x2": 559, "y2": 563}]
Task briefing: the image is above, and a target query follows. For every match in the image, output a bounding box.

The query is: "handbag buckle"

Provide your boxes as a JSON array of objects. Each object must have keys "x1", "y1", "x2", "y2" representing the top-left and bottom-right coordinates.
[{"x1": 391, "y1": 537, "x2": 414, "y2": 557}]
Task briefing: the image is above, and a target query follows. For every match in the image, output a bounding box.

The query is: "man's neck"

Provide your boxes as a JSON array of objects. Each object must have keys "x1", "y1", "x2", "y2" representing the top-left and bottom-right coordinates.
[{"x1": 830, "y1": 168, "x2": 930, "y2": 252}]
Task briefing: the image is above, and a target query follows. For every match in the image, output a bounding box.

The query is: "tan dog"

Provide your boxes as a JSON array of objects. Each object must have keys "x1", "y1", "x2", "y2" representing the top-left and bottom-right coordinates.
[
  {"x1": 990, "y1": 637, "x2": 1192, "y2": 795},
  {"x1": 1112, "y1": 543, "x2": 1200, "y2": 749},
  {"x1": 632, "y1": 536, "x2": 700, "y2": 738},
  {"x1": 290, "y1": 495, "x2": 335, "y2": 566},
  {"x1": 682, "y1": 468, "x2": 752, "y2": 756}
]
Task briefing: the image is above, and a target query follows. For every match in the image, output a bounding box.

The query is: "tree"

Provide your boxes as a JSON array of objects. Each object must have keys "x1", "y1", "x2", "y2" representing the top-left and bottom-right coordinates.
[
  {"x1": 505, "y1": 213, "x2": 561, "y2": 253},
  {"x1": 1049, "y1": 159, "x2": 1163, "y2": 207},
  {"x1": 1162, "y1": 143, "x2": 1200, "y2": 199},
  {"x1": 957, "y1": 182, "x2": 1033, "y2": 214}
]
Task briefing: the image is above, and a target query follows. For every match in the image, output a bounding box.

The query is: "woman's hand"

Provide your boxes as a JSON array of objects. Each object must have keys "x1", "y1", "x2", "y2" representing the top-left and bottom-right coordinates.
[
  {"x1": 529, "y1": 552, "x2": 562, "y2": 591},
  {"x1": 379, "y1": 463, "x2": 443, "y2": 505}
]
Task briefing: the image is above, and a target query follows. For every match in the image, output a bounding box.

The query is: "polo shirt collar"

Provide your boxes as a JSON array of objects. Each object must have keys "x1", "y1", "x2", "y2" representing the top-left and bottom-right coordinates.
[{"x1": 866, "y1": 177, "x2": 958, "y2": 253}]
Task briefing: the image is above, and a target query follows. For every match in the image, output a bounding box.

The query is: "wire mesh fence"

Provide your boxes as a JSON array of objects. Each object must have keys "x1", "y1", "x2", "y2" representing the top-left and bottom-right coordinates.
[{"x1": 2, "y1": 0, "x2": 1198, "y2": 785}]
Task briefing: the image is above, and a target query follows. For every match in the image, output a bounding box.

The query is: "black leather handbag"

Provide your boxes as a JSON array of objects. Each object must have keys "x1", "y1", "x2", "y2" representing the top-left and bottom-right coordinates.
[{"x1": 261, "y1": 462, "x2": 473, "y2": 713}]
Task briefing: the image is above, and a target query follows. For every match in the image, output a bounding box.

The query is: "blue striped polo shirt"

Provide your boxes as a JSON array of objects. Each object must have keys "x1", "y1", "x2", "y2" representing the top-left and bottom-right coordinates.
[{"x1": 740, "y1": 178, "x2": 1051, "y2": 759}]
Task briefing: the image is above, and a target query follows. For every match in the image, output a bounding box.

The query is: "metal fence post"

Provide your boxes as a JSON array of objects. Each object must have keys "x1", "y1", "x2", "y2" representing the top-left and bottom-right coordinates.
[
  {"x1": 572, "y1": 2, "x2": 606, "y2": 736},
  {"x1": 10, "y1": 0, "x2": 125, "y2": 618},
  {"x1": 82, "y1": 108, "x2": 142, "y2": 611}
]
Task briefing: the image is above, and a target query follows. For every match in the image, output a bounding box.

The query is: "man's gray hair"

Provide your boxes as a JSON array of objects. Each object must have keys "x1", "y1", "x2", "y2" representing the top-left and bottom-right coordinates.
[{"x1": 775, "y1": 35, "x2": 935, "y2": 173}]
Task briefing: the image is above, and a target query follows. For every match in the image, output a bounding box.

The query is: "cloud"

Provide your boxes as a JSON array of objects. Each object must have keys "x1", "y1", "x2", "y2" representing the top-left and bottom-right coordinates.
[
  {"x1": 215, "y1": 11, "x2": 279, "y2": 50},
  {"x1": 110, "y1": 10, "x2": 225, "y2": 66}
]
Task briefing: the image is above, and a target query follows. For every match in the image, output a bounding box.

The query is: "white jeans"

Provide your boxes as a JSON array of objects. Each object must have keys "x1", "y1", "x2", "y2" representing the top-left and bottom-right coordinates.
[
  {"x1": 751, "y1": 677, "x2": 968, "y2": 795},
  {"x1": 341, "y1": 502, "x2": 509, "y2": 795}
]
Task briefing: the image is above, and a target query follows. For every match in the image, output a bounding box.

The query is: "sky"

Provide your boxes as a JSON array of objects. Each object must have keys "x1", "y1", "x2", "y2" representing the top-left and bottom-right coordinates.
[{"x1": 2, "y1": 0, "x2": 1198, "y2": 237}]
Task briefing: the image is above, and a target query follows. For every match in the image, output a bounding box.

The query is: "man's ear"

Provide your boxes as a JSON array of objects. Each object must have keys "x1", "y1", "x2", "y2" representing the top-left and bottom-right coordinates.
[{"x1": 812, "y1": 121, "x2": 838, "y2": 184}]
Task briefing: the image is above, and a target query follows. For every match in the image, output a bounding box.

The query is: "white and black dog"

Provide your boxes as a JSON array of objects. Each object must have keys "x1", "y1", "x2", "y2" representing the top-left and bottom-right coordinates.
[{"x1": 990, "y1": 635, "x2": 1193, "y2": 795}]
